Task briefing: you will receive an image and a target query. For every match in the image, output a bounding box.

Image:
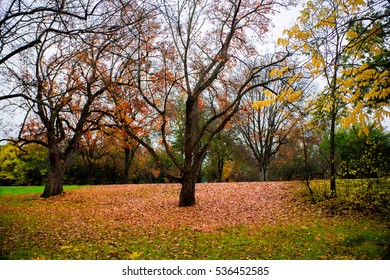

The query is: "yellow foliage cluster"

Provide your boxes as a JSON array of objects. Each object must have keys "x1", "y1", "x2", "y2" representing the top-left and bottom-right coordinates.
[
  {"x1": 221, "y1": 160, "x2": 235, "y2": 181},
  {"x1": 252, "y1": 99, "x2": 275, "y2": 110},
  {"x1": 252, "y1": 67, "x2": 304, "y2": 110},
  {"x1": 340, "y1": 66, "x2": 389, "y2": 130},
  {"x1": 269, "y1": 68, "x2": 283, "y2": 78},
  {"x1": 277, "y1": 37, "x2": 289, "y2": 47},
  {"x1": 269, "y1": 66, "x2": 290, "y2": 78},
  {"x1": 276, "y1": 0, "x2": 389, "y2": 133},
  {"x1": 252, "y1": 87, "x2": 303, "y2": 110}
]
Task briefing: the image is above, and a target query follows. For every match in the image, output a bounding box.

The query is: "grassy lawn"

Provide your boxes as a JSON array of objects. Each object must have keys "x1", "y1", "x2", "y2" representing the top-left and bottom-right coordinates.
[
  {"x1": 0, "y1": 182, "x2": 389, "y2": 260},
  {"x1": 0, "y1": 185, "x2": 88, "y2": 196}
]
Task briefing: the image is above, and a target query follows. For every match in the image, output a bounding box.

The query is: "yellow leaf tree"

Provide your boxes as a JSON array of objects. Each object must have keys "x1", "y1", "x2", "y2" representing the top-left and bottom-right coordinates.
[
  {"x1": 340, "y1": 2, "x2": 390, "y2": 131},
  {"x1": 280, "y1": 0, "x2": 389, "y2": 196}
]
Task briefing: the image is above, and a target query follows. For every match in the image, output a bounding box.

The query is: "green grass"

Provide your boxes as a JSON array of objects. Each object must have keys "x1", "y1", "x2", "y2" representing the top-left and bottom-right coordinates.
[
  {"x1": 136, "y1": 223, "x2": 389, "y2": 260},
  {"x1": 1, "y1": 218, "x2": 388, "y2": 260},
  {"x1": 0, "y1": 185, "x2": 88, "y2": 196}
]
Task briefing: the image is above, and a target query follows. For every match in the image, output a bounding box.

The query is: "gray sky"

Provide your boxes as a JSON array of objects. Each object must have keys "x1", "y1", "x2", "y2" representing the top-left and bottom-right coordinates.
[{"x1": 1, "y1": 1, "x2": 389, "y2": 137}]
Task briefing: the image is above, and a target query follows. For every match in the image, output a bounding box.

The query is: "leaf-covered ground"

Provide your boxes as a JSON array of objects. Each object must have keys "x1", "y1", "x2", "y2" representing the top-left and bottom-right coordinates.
[{"x1": 0, "y1": 182, "x2": 389, "y2": 259}]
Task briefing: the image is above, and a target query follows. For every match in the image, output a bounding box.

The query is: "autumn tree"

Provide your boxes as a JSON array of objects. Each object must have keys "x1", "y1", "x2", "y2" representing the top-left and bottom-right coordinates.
[
  {"x1": 107, "y1": 88, "x2": 148, "y2": 184},
  {"x1": 15, "y1": 37, "x2": 112, "y2": 197},
  {"x1": 2, "y1": 0, "x2": 149, "y2": 197},
  {"x1": 279, "y1": 0, "x2": 389, "y2": 195},
  {"x1": 117, "y1": 0, "x2": 293, "y2": 206},
  {"x1": 338, "y1": 0, "x2": 390, "y2": 130}
]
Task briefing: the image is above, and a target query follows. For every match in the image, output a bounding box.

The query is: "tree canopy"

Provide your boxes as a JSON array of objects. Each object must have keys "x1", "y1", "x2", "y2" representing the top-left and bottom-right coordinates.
[{"x1": 0, "y1": 0, "x2": 389, "y2": 205}]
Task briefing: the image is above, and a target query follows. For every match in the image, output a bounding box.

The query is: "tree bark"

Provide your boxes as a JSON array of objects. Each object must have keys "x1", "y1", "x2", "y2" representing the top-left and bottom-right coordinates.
[
  {"x1": 179, "y1": 172, "x2": 197, "y2": 207},
  {"x1": 41, "y1": 149, "x2": 66, "y2": 198},
  {"x1": 329, "y1": 48, "x2": 339, "y2": 197},
  {"x1": 180, "y1": 95, "x2": 200, "y2": 206}
]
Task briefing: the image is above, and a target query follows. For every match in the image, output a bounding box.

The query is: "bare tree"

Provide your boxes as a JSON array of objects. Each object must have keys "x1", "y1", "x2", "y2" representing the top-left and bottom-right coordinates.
[
  {"x1": 0, "y1": 0, "x2": 101, "y2": 66},
  {"x1": 237, "y1": 60, "x2": 308, "y2": 181}
]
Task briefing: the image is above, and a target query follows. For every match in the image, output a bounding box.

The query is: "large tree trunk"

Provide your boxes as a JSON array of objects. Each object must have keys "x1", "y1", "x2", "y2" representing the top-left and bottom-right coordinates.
[
  {"x1": 41, "y1": 150, "x2": 66, "y2": 198},
  {"x1": 179, "y1": 172, "x2": 197, "y2": 207},
  {"x1": 180, "y1": 95, "x2": 200, "y2": 207}
]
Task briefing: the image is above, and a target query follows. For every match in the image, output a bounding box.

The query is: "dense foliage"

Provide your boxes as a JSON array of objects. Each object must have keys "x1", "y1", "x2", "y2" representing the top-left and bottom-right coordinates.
[
  {"x1": 328, "y1": 127, "x2": 390, "y2": 179},
  {"x1": 0, "y1": 144, "x2": 48, "y2": 186},
  {"x1": 1, "y1": 126, "x2": 389, "y2": 185}
]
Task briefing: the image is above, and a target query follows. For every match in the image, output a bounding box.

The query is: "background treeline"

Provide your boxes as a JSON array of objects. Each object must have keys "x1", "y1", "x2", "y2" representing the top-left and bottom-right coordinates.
[{"x1": 1, "y1": 126, "x2": 389, "y2": 186}]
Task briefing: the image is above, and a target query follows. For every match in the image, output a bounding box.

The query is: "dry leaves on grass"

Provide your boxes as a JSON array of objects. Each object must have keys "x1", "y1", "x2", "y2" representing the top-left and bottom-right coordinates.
[
  {"x1": 2, "y1": 182, "x2": 388, "y2": 260},
  {"x1": 1, "y1": 182, "x2": 318, "y2": 235}
]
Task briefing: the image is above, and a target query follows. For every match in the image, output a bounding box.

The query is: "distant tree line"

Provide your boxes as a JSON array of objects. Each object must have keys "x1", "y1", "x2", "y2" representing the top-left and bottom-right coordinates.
[{"x1": 1, "y1": 126, "x2": 389, "y2": 186}]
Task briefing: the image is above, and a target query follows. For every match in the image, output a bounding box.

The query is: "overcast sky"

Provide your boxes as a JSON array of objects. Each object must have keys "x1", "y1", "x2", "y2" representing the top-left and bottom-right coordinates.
[{"x1": 0, "y1": 1, "x2": 389, "y2": 138}]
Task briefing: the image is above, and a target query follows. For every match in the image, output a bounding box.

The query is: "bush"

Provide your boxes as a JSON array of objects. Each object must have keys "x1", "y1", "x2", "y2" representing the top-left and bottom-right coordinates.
[
  {"x1": 344, "y1": 189, "x2": 390, "y2": 214},
  {"x1": 302, "y1": 179, "x2": 390, "y2": 217}
]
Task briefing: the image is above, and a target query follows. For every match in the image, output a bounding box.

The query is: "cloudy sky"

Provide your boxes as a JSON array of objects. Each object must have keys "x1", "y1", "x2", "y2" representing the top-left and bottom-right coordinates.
[{"x1": 0, "y1": 1, "x2": 389, "y2": 136}]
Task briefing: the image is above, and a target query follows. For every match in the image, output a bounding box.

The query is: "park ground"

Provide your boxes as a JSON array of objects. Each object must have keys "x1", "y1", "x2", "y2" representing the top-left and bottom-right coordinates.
[{"x1": 0, "y1": 181, "x2": 389, "y2": 259}]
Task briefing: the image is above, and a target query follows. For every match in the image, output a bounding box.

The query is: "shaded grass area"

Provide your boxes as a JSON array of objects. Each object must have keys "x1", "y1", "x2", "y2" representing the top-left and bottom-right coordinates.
[{"x1": 0, "y1": 182, "x2": 389, "y2": 260}]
